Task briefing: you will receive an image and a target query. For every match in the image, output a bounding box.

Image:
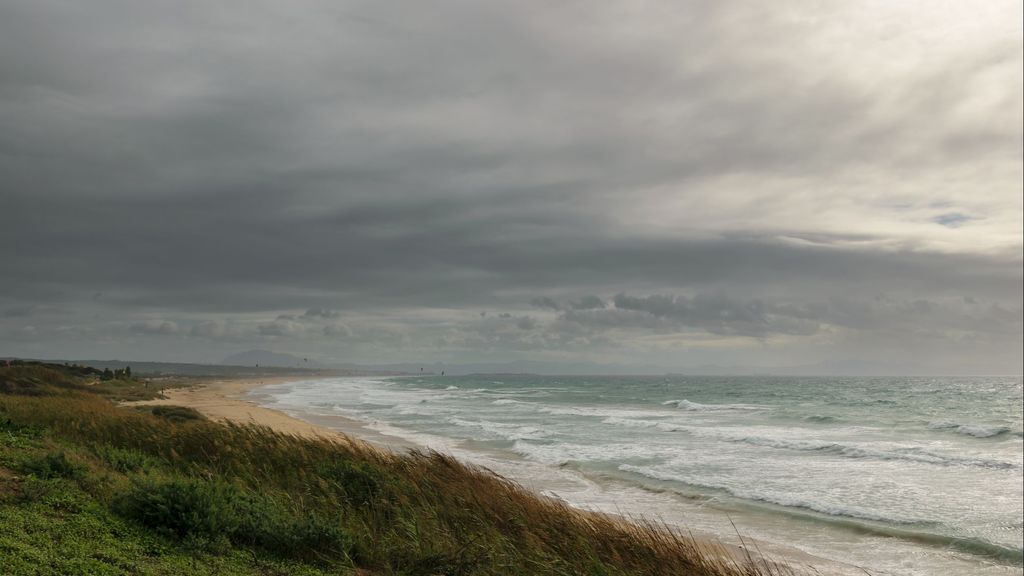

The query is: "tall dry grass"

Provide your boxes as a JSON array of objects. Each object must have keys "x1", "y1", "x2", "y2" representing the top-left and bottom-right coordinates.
[{"x1": 0, "y1": 363, "x2": 801, "y2": 575}]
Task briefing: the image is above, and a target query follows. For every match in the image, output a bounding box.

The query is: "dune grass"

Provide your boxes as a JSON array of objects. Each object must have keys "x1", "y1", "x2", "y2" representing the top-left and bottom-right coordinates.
[{"x1": 0, "y1": 362, "x2": 799, "y2": 575}]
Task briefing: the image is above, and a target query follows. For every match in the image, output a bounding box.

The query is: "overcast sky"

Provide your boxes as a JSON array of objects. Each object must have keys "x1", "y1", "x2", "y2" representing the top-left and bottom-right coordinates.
[{"x1": 1, "y1": 0, "x2": 1021, "y2": 374}]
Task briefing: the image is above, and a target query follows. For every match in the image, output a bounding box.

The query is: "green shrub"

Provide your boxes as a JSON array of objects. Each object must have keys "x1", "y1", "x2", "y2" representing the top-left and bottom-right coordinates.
[
  {"x1": 0, "y1": 417, "x2": 42, "y2": 437},
  {"x1": 93, "y1": 445, "x2": 159, "y2": 474},
  {"x1": 113, "y1": 478, "x2": 244, "y2": 539},
  {"x1": 0, "y1": 416, "x2": 43, "y2": 449},
  {"x1": 16, "y1": 477, "x2": 89, "y2": 513},
  {"x1": 16, "y1": 476, "x2": 57, "y2": 504},
  {"x1": 235, "y1": 504, "x2": 352, "y2": 560},
  {"x1": 316, "y1": 459, "x2": 383, "y2": 505},
  {"x1": 113, "y1": 478, "x2": 352, "y2": 562},
  {"x1": 147, "y1": 405, "x2": 206, "y2": 423},
  {"x1": 0, "y1": 365, "x2": 89, "y2": 396},
  {"x1": 22, "y1": 452, "x2": 84, "y2": 480}
]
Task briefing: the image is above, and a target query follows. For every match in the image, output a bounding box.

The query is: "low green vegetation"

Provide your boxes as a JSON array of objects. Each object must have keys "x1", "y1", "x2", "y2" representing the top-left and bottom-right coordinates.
[
  {"x1": 0, "y1": 362, "x2": 795, "y2": 575},
  {"x1": 139, "y1": 405, "x2": 207, "y2": 423}
]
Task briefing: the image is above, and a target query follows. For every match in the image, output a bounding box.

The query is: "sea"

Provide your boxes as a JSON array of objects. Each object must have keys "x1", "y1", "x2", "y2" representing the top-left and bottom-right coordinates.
[{"x1": 249, "y1": 374, "x2": 1023, "y2": 576}]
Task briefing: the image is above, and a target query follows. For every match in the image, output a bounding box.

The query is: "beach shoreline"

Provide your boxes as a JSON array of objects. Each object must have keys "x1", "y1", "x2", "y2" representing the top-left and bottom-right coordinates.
[
  {"x1": 126, "y1": 376, "x2": 398, "y2": 446},
  {"x1": 127, "y1": 375, "x2": 864, "y2": 575}
]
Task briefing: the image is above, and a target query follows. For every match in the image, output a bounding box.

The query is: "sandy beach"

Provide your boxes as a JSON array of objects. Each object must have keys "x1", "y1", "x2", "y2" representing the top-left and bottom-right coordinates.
[
  {"x1": 128, "y1": 377, "x2": 354, "y2": 441},
  {"x1": 128, "y1": 376, "x2": 420, "y2": 452}
]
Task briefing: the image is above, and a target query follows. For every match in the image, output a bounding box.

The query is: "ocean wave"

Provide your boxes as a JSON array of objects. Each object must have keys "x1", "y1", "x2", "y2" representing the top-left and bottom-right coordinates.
[
  {"x1": 601, "y1": 416, "x2": 687, "y2": 433},
  {"x1": 447, "y1": 417, "x2": 549, "y2": 441},
  {"x1": 928, "y1": 421, "x2": 1022, "y2": 439},
  {"x1": 364, "y1": 420, "x2": 459, "y2": 451},
  {"x1": 618, "y1": 463, "x2": 1024, "y2": 565},
  {"x1": 511, "y1": 440, "x2": 657, "y2": 465},
  {"x1": 492, "y1": 399, "x2": 526, "y2": 406},
  {"x1": 539, "y1": 405, "x2": 674, "y2": 419},
  {"x1": 803, "y1": 415, "x2": 838, "y2": 423},
  {"x1": 600, "y1": 417, "x2": 1017, "y2": 469},
  {"x1": 660, "y1": 399, "x2": 765, "y2": 411},
  {"x1": 618, "y1": 464, "x2": 919, "y2": 524},
  {"x1": 729, "y1": 436, "x2": 1018, "y2": 470}
]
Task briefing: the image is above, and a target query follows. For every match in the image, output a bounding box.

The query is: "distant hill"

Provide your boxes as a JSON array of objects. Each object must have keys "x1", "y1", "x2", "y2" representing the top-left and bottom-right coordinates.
[
  {"x1": 221, "y1": 349, "x2": 323, "y2": 369},
  {"x1": 1, "y1": 356, "x2": 402, "y2": 378},
  {"x1": 7, "y1": 359, "x2": 327, "y2": 378}
]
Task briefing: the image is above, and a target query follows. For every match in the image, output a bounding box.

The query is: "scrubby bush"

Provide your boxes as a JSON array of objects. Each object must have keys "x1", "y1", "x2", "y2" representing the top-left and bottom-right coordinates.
[
  {"x1": 113, "y1": 478, "x2": 353, "y2": 561},
  {"x1": 22, "y1": 452, "x2": 84, "y2": 480},
  {"x1": 0, "y1": 365, "x2": 88, "y2": 396},
  {"x1": 113, "y1": 478, "x2": 244, "y2": 539},
  {"x1": 317, "y1": 458, "x2": 384, "y2": 505},
  {"x1": 92, "y1": 445, "x2": 159, "y2": 474},
  {"x1": 18, "y1": 477, "x2": 89, "y2": 513},
  {"x1": 235, "y1": 503, "x2": 352, "y2": 560},
  {"x1": 0, "y1": 416, "x2": 42, "y2": 437},
  {"x1": 148, "y1": 405, "x2": 205, "y2": 423}
]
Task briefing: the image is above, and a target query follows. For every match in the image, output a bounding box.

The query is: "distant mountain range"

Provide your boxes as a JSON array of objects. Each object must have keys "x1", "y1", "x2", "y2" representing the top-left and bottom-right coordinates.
[
  {"x1": 215, "y1": 351, "x2": 661, "y2": 376},
  {"x1": 221, "y1": 349, "x2": 328, "y2": 369},
  {"x1": 4, "y1": 350, "x2": 991, "y2": 378}
]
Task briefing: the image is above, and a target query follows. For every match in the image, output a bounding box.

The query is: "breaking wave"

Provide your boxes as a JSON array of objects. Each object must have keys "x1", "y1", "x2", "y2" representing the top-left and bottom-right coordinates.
[
  {"x1": 601, "y1": 417, "x2": 1017, "y2": 469},
  {"x1": 928, "y1": 421, "x2": 1022, "y2": 439},
  {"x1": 619, "y1": 464, "x2": 1023, "y2": 565},
  {"x1": 660, "y1": 399, "x2": 765, "y2": 411}
]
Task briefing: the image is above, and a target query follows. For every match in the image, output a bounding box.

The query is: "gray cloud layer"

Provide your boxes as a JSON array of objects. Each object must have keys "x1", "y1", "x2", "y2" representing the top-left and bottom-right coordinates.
[{"x1": 1, "y1": 0, "x2": 1020, "y2": 373}]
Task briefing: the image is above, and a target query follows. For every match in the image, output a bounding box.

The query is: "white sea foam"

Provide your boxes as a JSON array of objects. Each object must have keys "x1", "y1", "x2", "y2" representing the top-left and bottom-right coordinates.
[
  {"x1": 364, "y1": 419, "x2": 460, "y2": 451},
  {"x1": 600, "y1": 417, "x2": 1017, "y2": 469},
  {"x1": 539, "y1": 405, "x2": 677, "y2": 419},
  {"x1": 492, "y1": 398, "x2": 527, "y2": 406},
  {"x1": 510, "y1": 439, "x2": 658, "y2": 465},
  {"x1": 601, "y1": 416, "x2": 688, "y2": 433},
  {"x1": 927, "y1": 421, "x2": 1019, "y2": 438},
  {"x1": 661, "y1": 399, "x2": 766, "y2": 411},
  {"x1": 447, "y1": 417, "x2": 549, "y2": 441},
  {"x1": 618, "y1": 464, "x2": 925, "y2": 525},
  {"x1": 727, "y1": 436, "x2": 1018, "y2": 470}
]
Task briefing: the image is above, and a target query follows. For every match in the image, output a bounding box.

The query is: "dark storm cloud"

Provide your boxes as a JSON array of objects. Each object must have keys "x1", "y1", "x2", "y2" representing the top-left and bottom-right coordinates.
[
  {"x1": 257, "y1": 318, "x2": 302, "y2": 337},
  {"x1": 2, "y1": 178, "x2": 1020, "y2": 311},
  {"x1": 515, "y1": 316, "x2": 538, "y2": 330},
  {"x1": 530, "y1": 298, "x2": 562, "y2": 311},
  {"x1": 543, "y1": 292, "x2": 1022, "y2": 342},
  {"x1": 0, "y1": 0, "x2": 1019, "y2": 371},
  {"x1": 570, "y1": 296, "x2": 606, "y2": 310},
  {"x1": 301, "y1": 308, "x2": 341, "y2": 320},
  {"x1": 190, "y1": 320, "x2": 228, "y2": 338},
  {"x1": 130, "y1": 320, "x2": 179, "y2": 336},
  {"x1": 607, "y1": 293, "x2": 820, "y2": 337},
  {"x1": 3, "y1": 306, "x2": 34, "y2": 318},
  {"x1": 322, "y1": 323, "x2": 354, "y2": 338}
]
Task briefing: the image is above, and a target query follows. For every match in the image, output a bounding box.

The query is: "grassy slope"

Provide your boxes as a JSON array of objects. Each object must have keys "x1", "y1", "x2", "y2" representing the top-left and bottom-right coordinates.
[{"x1": 0, "y1": 362, "x2": 792, "y2": 576}]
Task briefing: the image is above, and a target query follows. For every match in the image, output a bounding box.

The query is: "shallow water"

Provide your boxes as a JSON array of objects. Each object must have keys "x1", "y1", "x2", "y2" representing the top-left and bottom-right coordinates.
[{"x1": 253, "y1": 374, "x2": 1024, "y2": 576}]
